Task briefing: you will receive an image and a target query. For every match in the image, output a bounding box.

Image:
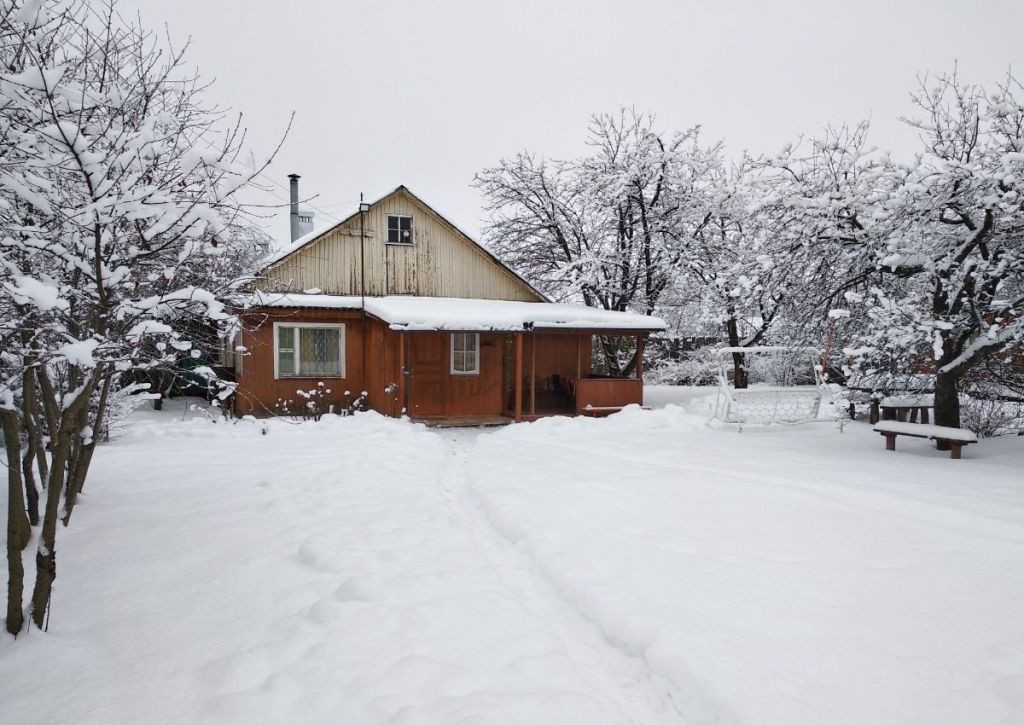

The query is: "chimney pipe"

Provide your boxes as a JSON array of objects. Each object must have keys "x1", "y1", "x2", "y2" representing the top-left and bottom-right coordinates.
[{"x1": 288, "y1": 173, "x2": 301, "y2": 242}]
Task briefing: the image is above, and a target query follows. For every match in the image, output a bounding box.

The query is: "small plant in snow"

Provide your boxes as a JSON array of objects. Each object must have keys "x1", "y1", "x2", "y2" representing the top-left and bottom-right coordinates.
[
  {"x1": 296, "y1": 382, "x2": 332, "y2": 421},
  {"x1": 344, "y1": 390, "x2": 368, "y2": 415}
]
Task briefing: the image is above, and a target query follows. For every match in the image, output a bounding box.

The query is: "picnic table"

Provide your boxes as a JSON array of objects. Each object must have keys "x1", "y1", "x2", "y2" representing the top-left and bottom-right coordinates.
[{"x1": 878, "y1": 396, "x2": 933, "y2": 424}]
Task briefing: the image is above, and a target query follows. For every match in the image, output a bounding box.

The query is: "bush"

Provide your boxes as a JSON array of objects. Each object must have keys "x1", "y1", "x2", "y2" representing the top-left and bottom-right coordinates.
[{"x1": 959, "y1": 395, "x2": 1024, "y2": 438}]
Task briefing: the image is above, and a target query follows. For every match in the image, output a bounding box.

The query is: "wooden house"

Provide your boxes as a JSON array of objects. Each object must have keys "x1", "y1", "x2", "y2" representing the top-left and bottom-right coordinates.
[{"x1": 232, "y1": 185, "x2": 665, "y2": 424}]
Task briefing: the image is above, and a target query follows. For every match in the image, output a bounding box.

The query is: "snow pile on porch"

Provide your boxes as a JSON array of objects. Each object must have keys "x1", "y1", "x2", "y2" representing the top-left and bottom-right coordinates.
[{"x1": 248, "y1": 291, "x2": 666, "y2": 331}]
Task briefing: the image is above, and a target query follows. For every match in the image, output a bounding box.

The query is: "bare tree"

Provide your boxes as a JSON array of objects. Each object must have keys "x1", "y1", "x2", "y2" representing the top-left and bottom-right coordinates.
[
  {"x1": 0, "y1": 0, "x2": 281, "y2": 633},
  {"x1": 476, "y1": 109, "x2": 718, "y2": 315}
]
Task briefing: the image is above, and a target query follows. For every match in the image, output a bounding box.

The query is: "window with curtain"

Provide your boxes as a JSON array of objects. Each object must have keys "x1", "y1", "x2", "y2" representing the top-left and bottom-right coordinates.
[
  {"x1": 275, "y1": 324, "x2": 345, "y2": 378},
  {"x1": 450, "y1": 332, "x2": 479, "y2": 375}
]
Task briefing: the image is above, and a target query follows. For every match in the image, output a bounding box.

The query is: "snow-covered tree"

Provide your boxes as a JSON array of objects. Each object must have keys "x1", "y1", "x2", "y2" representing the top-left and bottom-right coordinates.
[
  {"x1": 762, "y1": 72, "x2": 1024, "y2": 433},
  {"x1": 0, "y1": 0, "x2": 277, "y2": 633},
  {"x1": 680, "y1": 162, "x2": 796, "y2": 387},
  {"x1": 868, "y1": 71, "x2": 1024, "y2": 431},
  {"x1": 476, "y1": 110, "x2": 719, "y2": 316}
]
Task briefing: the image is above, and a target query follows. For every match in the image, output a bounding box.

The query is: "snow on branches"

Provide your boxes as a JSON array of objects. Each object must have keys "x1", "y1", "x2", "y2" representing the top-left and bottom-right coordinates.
[{"x1": 0, "y1": 0, "x2": 280, "y2": 633}]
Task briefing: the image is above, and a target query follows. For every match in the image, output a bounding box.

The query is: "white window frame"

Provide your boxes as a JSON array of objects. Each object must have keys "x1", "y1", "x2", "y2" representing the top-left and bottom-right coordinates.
[
  {"x1": 386, "y1": 214, "x2": 413, "y2": 245},
  {"x1": 273, "y1": 322, "x2": 346, "y2": 379},
  {"x1": 450, "y1": 332, "x2": 480, "y2": 375}
]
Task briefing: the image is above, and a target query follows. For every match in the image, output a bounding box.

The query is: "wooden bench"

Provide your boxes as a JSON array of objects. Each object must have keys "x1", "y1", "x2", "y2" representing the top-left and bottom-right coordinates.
[
  {"x1": 873, "y1": 421, "x2": 978, "y2": 459},
  {"x1": 580, "y1": 405, "x2": 650, "y2": 418}
]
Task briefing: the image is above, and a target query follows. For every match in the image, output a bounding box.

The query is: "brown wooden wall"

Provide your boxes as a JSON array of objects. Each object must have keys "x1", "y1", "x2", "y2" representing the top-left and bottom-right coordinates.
[
  {"x1": 234, "y1": 308, "x2": 368, "y2": 416},
  {"x1": 575, "y1": 378, "x2": 644, "y2": 410},
  {"x1": 406, "y1": 332, "x2": 505, "y2": 419},
  {"x1": 235, "y1": 316, "x2": 649, "y2": 420}
]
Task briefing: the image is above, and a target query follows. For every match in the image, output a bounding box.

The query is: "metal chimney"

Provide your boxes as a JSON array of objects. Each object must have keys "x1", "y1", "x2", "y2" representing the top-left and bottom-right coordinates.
[{"x1": 288, "y1": 173, "x2": 301, "y2": 242}]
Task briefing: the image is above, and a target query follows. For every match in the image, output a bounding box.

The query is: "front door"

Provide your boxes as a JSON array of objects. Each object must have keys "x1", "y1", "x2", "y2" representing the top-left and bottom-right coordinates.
[{"x1": 408, "y1": 334, "x2": 445, "y2": 417}]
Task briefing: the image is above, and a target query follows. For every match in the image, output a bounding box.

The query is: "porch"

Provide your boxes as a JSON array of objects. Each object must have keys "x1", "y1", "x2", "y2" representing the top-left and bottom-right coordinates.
[
  {"x1": 504, "y1": 330, "x2": 646, "y2": 422},
  {"x1": 401, "y1": 329, "x2": 648, "y2": 424}
]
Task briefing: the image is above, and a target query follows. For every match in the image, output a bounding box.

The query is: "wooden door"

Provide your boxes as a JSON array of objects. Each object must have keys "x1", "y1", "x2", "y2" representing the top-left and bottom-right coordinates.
[{"x1": 408, "y1": 334, "x2": 445, "y2": 417}]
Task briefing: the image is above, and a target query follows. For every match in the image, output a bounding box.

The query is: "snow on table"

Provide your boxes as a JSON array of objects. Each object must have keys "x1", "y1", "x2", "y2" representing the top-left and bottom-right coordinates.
[
  {"x1": 873, "y1": 420, "x2": 978, "y2": 442},
  {"x1": 880, "y1": 395, "x2": 933, "y2": 407}
]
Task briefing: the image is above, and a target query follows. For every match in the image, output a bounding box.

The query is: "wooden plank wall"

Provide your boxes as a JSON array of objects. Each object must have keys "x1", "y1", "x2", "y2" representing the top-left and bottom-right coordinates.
[
  {"x1": 262, "y1": 188, "x2": 542, "y2": 302},
  {"x1": 406, "y1": 331, "x2": 505, "y2": 419},
  {"x1": 234, "y1": 308, "x2": 367, "y2": 417}
]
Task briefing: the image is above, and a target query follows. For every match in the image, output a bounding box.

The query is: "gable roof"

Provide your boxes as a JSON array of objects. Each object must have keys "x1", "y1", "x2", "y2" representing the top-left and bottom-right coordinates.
[{"x1": 258, "y1": 185, "x2": 547, "y2": 301}]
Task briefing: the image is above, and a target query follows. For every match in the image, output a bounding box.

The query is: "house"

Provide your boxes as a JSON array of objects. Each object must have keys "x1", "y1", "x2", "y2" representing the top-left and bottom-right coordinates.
[{"x1": 232, "y1": 182, "x2": 665, "y2": 424}]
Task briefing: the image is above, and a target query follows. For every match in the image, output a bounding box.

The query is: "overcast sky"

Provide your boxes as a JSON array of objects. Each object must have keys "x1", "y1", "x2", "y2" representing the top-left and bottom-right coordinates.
[{"x1": 123, "y1": 0, "x2": 1023, "y2": 246}]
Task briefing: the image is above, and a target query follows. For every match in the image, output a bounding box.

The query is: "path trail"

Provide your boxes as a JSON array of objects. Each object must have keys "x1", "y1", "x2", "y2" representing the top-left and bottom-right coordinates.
[
  {"x1": 434, "y1": 427, "x2": 690, "y2": 724},
  {"x1": 0, "y1": 413, "x2": 691, "y2": 725}
]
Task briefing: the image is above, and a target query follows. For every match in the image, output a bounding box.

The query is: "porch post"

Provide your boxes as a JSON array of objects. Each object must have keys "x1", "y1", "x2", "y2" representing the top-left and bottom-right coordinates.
[
  {"x1": 530, "y1": 334, "x2": 536, "y2": 417},
  {"x1": 400, "y1": 332, "x2": 409, "y2": 416},
  {"x1": 575, "y1": 334, "x2": 583, "y2": 414},
  {"x1": 637, "y1": 334, "x2": 644, "y2": 406},
  {"x1": 514, "y1": 333, "x2": 523, "y2": 422}
]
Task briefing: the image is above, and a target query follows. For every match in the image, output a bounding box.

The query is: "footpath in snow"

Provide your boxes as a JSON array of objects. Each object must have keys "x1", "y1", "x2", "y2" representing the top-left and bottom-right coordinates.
[
  {"x1": 0, "y1": 407, "x2": 678, "y2": 725},
  {"x1": 1, "y1": 391, "x2": 1023, "y2": 724}
]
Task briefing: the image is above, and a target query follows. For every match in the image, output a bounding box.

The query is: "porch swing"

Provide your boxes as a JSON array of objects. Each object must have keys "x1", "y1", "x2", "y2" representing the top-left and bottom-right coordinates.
[{"x1": 710, "y1": 346, "x2": 825, "y2": 430}]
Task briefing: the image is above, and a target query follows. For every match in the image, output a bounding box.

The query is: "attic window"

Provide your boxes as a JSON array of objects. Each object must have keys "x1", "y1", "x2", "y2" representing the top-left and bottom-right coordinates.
[{"x1": 387, "y1": 215, "x2": 412, "y2": 244}]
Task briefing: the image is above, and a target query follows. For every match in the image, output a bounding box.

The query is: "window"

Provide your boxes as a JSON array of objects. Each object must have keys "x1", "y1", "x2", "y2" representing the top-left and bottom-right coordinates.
[
  {"x1": 275, "y1": 323, "x2": 345, "y2": 378},
  {"x1": 451, "y1": 332, "x2": 479, "y2": 375},
  {"x1": 387, "y1": 214, "x2": 413, "y2": 244},
  {"x1": 589, "y1": 335, "x2": 639, "y2": 379}
]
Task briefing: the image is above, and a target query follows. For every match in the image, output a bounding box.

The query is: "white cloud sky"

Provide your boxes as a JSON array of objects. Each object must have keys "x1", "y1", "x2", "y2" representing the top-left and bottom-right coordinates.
[{"x1": 123, "y1": 0, "x2": 1023, "y2": 245}]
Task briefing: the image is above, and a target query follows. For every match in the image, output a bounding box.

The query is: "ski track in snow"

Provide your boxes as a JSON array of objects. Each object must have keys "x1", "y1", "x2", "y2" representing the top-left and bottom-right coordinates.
[
  {"x1": 0, "y1": 411, "x2": 690, "y2": 725},
  {"x1": 1, "y1": 394, "x2": 1022, "y2": 725},
  {"x1": 434, "y1": 429, "x2": 697, "y2": 724}
]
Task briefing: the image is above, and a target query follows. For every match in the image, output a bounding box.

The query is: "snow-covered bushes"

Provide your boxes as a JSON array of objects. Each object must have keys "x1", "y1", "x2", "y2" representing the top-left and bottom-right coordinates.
[
  {"x1": 275, "y1": 386, "x2": 367, "y2": 421},
  {"x1": 959, "y1": 395, "x2": 1024, "y2": 438},
  {"x1": 646, "y1": 351, "x2": 719, "y2": 385}
]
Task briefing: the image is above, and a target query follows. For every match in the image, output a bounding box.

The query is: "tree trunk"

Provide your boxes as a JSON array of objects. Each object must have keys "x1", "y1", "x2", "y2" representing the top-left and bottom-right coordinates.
[
  {"x1": 933, "y1": 370, "x2": 961, "y2": 449},
  {"x1": 29, "y1": 376, "x2": 97, "y2": 630},
  {"x1": 2, "y1": 409, "x2": 30, "y2": 635},
  {"x1": 63, "y1": 374, "x2": 112, "y2": 525},
  {"x1": 21, "y1": 368, "x2": 42, "y2": 525},
  {"x1": 725, "y1": 316, "x2": 747, "y2": 388},
  {"x1": 30, "y1": 428, "x2": 70, "y2": 630},
  {"x1": 931, "y1": 327, "x2": 964, "y2": 449}
]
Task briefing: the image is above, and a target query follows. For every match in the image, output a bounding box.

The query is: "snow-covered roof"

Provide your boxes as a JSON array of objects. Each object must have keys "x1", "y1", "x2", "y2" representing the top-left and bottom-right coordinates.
[{"x1": 248, "y1": 292, "x2": 666, "y2": 332}]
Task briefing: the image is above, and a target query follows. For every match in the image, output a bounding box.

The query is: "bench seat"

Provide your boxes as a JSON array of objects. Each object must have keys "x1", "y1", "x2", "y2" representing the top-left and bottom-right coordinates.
[{"x1": 872, "y1": 421, "x2": 978, "y2": 459}]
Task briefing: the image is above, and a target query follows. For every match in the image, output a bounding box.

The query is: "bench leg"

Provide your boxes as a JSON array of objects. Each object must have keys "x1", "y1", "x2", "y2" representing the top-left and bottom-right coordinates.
[
  {"x1": 869, "y1": 402, "x2": 879, "y2": 425},
  {"x1": 921, "y1": 408, "x2": 929, "y2": 424},
  {"x1": 884, "y1": 433, "x2": 896, "y2": 451},
  {"x1": 950, "y1": 443, "x2": 962, "y2": 460}
]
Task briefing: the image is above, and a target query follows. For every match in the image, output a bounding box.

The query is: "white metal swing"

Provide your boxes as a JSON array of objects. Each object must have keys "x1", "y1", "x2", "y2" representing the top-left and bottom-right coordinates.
[{"x1": 710, "y1": 346, "x2": 824, "y2": 429}]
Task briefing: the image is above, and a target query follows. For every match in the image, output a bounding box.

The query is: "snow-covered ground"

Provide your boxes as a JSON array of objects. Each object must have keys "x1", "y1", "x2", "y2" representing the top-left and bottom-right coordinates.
[{"x1": 1, "y1": 389, "x2": 1023, "y2": 724}]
